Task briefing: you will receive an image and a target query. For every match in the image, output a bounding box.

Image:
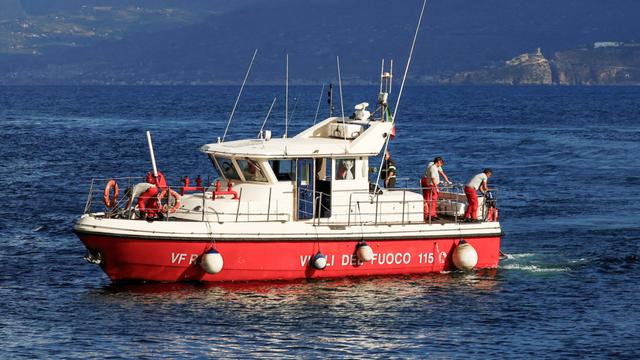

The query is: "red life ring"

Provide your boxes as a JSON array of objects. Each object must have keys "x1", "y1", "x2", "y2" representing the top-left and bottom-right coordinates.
[
  {"x1": 159, "y1": 188, "x2": 181, "y2": 214},
  {"x1": 103, "y1": 179, "x2": 120, "y2": 209}
]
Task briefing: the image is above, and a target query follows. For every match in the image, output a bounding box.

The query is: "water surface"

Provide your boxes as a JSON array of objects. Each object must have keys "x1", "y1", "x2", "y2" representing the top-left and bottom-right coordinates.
[{"x1": 0, "y1": 85, "x2": 638, "y2": 358}]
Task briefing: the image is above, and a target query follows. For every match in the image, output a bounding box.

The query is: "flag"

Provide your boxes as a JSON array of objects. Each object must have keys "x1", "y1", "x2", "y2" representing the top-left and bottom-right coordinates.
[{"x1": 386, "y1": 107, "x2": 396, "y2": 139}]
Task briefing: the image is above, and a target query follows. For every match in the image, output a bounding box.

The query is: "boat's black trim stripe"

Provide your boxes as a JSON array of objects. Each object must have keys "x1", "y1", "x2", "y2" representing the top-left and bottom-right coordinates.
[{"x1": 74, "y1": 229, "x2": 503, "y2": 242}]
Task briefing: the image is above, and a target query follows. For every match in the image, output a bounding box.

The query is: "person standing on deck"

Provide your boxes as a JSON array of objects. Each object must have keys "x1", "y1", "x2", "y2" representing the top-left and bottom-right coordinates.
[
  {"x1": 381, "y1": 150, "x2": 397, "y2": 188},
  {"x1": 427, "y1": 158, "x2": 450, "y2": 185},
  {"x1": 421, "y1": 157, "x2": 445, "y2": 220},
  {"x1": 464, "y1": 168, "x2": 493, "y2": 222}
]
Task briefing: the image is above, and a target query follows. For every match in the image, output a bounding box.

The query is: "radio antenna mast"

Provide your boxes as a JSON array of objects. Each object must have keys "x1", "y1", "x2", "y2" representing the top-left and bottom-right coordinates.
[
  {"x1": 374, "y1": 0, "x2": 427, "y2": 194},
  {"x1": 313, "y1": 83, "x2": 325, "y2": 124},
  {"x1": 337, "y1": 56, "x2": 347, "y2": 146},
  {"x1": 259, "y1": 97, "x2": 277, "y2": 136},
  {"x1": 327, "y1": 84, "x2": 334, "y2": 117},
  {"x1": 284, "y1": 54, "x2": 289, "y2": 138},
  {"x1": 393, "y1": 0, "x2": 426, "y2": 120},
  {"x1": 222, "y1": 49, "x2": 258, "y2": 142}
]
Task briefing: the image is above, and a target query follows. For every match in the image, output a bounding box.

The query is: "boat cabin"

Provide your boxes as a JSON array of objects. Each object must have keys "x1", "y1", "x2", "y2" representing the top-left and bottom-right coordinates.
[{"x1": 185, "y1": 110, "x2": 425, "y2": 224}]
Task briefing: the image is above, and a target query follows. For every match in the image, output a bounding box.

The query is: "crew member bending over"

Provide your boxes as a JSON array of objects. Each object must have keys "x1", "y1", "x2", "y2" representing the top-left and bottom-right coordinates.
[
  {"x1": 464, "y1": 168, "x2": 492, "y2": 222},
  {"x1": 138, "y1": 171, "x2": 168, "y2": 219}
]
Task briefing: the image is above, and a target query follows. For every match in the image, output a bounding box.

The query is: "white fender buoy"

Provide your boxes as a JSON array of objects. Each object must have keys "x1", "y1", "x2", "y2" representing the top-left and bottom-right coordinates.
[
  {"x1": 356, "y1": 242, "x2": 373, "y2": 262},
  {"x1": 201, "y1": 249, "x2": 224, "y2": 274},
  {"x1": 312, "y1": 252, "x2": 327, "y2": 270},
  {"x1": 452, "y1": 239, "x2": 478, "y2": 271}
]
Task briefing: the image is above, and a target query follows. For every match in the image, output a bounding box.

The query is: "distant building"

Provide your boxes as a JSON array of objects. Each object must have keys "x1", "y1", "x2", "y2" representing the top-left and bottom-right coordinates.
[
  {"x1": 594, "y1": 42, "x2": 623, "y2": 48},
  {"x1": 505, "y1": 48, "x2": 545, "y2": 66}
]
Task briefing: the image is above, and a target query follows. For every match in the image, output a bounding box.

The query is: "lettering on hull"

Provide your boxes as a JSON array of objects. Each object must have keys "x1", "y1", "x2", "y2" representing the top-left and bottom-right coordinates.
[
  {"x1": 171, "y1": 253, "x2": 199, "y2": 265},
  {"x1": 170, "y1": 250, "x2": 448, "y2": 268},
  {"x1": 169, "y1": 250, "x2": 448, "y2": 269}
]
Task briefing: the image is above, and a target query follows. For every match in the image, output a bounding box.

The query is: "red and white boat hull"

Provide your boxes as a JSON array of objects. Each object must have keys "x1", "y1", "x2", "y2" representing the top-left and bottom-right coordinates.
[{"x1": 76, "y1": 232, "x2": 501, "y2": 282}]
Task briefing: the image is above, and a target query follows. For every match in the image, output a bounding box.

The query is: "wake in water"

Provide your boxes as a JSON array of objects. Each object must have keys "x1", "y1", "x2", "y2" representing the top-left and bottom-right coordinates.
[
  {"x1": 500, "y1": 252, "x2": 535, "y2": 260},
  {"x1": 500, "y1": 263, "x2": 570, "y2": 273},
  {"x1": 500, "y1": 250, "x2": 639, "y2": 274},
  {"x1": 499, "y1": 252, "x2": 570, "y2": 273}
]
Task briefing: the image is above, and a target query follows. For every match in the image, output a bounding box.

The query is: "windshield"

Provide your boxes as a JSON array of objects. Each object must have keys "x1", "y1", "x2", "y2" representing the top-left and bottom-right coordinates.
[
  {"x1": 212, "y1": 156, "x2": 241, "y2": 181},
  {"x1": 237, "y1": 159, "x2": 268, "y2": 183}
]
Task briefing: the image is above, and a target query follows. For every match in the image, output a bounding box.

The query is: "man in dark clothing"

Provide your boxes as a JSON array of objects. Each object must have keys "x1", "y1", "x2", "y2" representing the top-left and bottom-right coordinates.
[{"x1": 381, "y1": 150, "x2": 397, "y2": 188}]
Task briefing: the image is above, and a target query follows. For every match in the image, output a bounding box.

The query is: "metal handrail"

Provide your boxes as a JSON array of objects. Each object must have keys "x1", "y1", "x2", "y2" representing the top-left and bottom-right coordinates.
[{"x1": 83, "y1": 177, "x2": 498, "y2": 225}]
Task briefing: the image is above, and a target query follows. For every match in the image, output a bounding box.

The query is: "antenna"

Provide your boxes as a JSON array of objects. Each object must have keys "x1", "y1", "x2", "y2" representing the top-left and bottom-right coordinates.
[
  {"x1": 313, "y1": 83, "x2": 325, "y2": 124},
  {"x1": 389, "y1": 59, "x2": 394, "y2": 95},
  {"x1": 336, "y1": 56, "x2": 347, "y2": 145},
  {"x1": 285, "y1": 54, "x2": 289, "y2": 138},
  {"x1": 222, "y1": 49, "x2": 258, "y2": 142},
  {"x1": 379, "y1": 59, "x2": 385, "y2": 94},
  {"x1": 289, "y1": 96, "x2": 300, "y2": 126},
  {"x1": 374, "y1": 0, "x2": 427, "y2": 195},
  {"x1": 393, "y1": 0, "x2": 426, "y2": 120},
  {"x1": 259, "y1": 97, "x2": 277, "y2": 136},
  {"x1": 379, "y1": 60, "x2": 393, "y2": 121},
  {"x1": 336, "y1": 56, "x2": 349, "y2": 148},
  {"x1": 336, "y1": 56, "x2": 345, "y2": 121},
  {"x1": 327, "y1": 84, "x2": 334, "y2": 117}
]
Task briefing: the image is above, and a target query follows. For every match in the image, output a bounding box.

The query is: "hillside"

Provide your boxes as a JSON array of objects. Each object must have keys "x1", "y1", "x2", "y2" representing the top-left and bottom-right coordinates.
[
  {"x1": 554, "y1": 46, "x2": 640, "y2": 85},
  {"x1": 0, "y1": 0, "x2": 639, "y2": 84},
  {"x1": 447, "y1": 45, "x2": 640, "y2": 85},
  {"x1": 448, "y1": 48, "x2": 553, "y2": 85}
]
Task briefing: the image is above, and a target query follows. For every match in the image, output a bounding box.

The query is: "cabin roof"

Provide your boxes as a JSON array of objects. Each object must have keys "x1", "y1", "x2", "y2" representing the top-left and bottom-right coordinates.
[
  {"x1": 202, "y1": 137, "x2": 354, "y2": 158},
  {"x1": 201, "y1": 117, "x2": 393, "y2": 159}
]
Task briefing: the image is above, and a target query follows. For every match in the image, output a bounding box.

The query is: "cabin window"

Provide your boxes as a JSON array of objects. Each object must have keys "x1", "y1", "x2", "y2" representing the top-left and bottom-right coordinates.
[
  {"x1": 214, "y1": 156, "x2": 241, "y2": 181},
  {"x1": 336, "y1": 158, "x2": 356, "y2": 180},
  {"x1": 269, "y1": 160, "x2": 295, "y2": 181},
  {"x1": 237, "y1": 159, "x2": 268, "y2": 182},
  {"x1": 208, "y1": 155, "x2": 222, "y2": 178},
  {"x1": 316, "y1": 158, "x2": 332, "y2": 181}
]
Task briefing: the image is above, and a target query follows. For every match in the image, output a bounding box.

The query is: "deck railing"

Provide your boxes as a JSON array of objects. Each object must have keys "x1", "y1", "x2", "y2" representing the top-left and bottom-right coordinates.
[
  {"x1": 83, "y1": 177, "x2": 291, "y2": 222},
  {"x1": 83, "y1": 177, "x2": 498, "y2": 226}
]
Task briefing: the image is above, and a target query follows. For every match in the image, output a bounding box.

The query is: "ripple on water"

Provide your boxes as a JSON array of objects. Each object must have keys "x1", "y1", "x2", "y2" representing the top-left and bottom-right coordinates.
[{"x1": 1, "y1": 86, "x2": 640, "y2": 358}]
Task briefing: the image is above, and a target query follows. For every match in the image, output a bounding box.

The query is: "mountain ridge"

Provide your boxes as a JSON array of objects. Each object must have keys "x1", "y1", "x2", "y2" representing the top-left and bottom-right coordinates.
[
  {"x1": 0, "y1": 0, "x2": 639, "y2": 85},
  {"x1": 447, "y1": 45, "x2": 640, "y2": 85}
]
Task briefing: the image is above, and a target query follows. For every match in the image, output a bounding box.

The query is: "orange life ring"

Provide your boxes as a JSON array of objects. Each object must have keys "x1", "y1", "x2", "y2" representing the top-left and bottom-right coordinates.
[
  {"x1": 159, "y1": 188, "x2": 181, "y2": 214},
  {"x1": 103, "y1": 179, "x2": 120, "y2": 209}
]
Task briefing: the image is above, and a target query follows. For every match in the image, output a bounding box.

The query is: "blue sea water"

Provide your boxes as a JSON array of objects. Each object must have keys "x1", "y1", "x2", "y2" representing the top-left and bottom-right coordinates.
[{"x1": 0, "y1": 85, "x2": 639, "y2": 358}]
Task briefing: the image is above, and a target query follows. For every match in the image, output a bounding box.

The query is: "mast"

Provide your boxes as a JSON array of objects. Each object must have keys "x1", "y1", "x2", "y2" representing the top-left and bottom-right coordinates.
[
  {"x1": 327, "y1": 84, "x2": 334, "y2": 117},
  {"x1": 374, "y1": 0, "x2": 427, "y2": 194},
  {"x1": 336, "y1": 56, "x2": 347, "y2": 146},
  {"x1": 313, "y1": 84, "x2": 325, "y2": 124},
  {"x1": 285, "y1": 54, "x2": 289, "y2": 138},
  {"x1": 393, "y1": 0, "x2": 427, "y2": 120},
  {"x1": 378, "y1": 59, "x2": 393, "y2": 121},
  {"x1": 259, "y1": 97, "x2": 277, "y2": 137},
  {"x1": 379, "y1": 59, "x2": 385, "y2": 94},
  {"x1": 222, "y1": 49, "x2": 258, "y2": 142}
]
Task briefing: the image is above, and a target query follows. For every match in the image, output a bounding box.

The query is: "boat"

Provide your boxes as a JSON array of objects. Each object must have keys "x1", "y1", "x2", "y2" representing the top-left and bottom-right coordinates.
[{"x1": 73, "y1": 1, "x2": 503, "y2": 283}]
